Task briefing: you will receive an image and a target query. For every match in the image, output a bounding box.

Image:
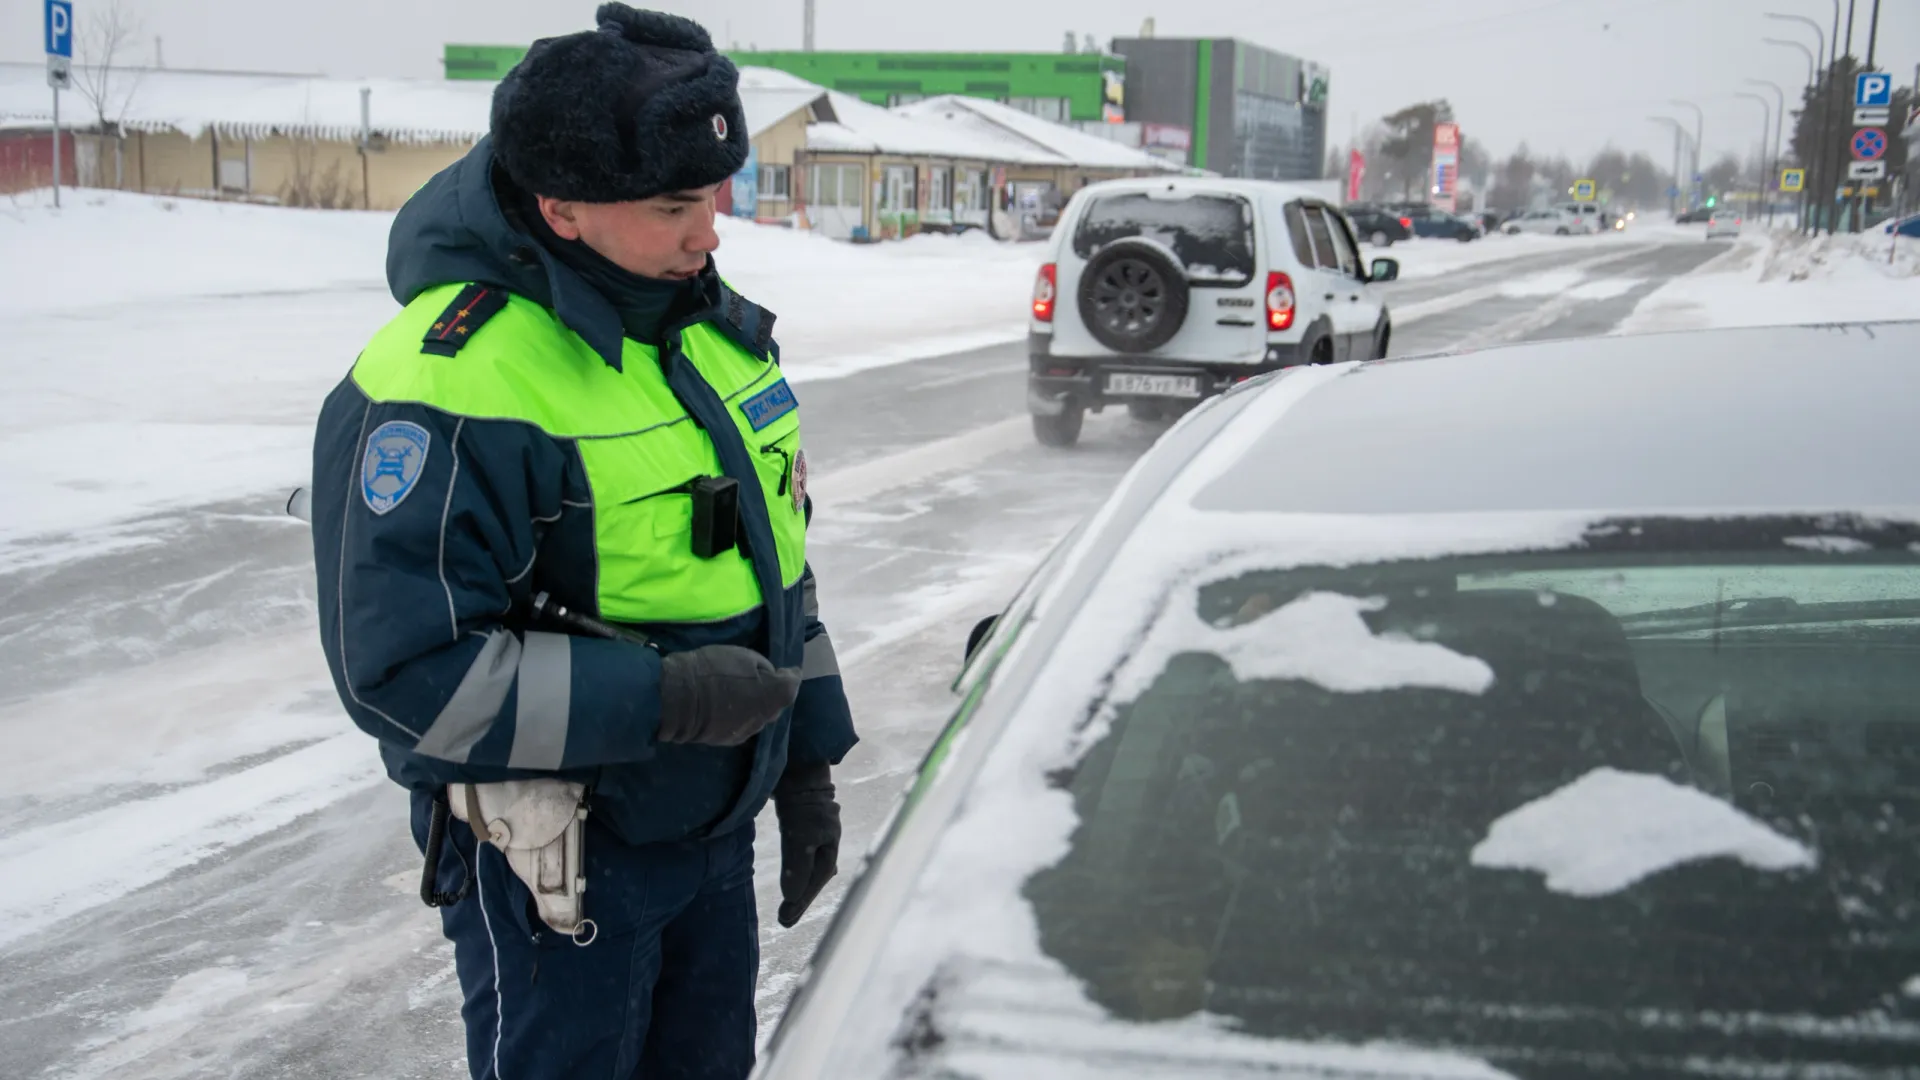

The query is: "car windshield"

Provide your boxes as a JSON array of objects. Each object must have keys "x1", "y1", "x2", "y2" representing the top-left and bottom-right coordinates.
[
  {"x1": 1022, "y1": 523, "x2": 1920, "y2": 1076},
  {"x1": 1072, "y1": 192, "x2": 1256, "y2": 286}
]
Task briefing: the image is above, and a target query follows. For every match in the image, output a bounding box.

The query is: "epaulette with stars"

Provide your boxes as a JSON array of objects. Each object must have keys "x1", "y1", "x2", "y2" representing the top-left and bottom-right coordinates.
[{"x1": 421, "y1": 284, "x2": 511, "y2": 357}]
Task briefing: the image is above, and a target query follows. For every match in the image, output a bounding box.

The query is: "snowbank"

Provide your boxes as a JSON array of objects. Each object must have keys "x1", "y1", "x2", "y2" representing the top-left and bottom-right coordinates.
[
  {"x1": 1617, "y1": 227, "x2": 1920, "y2": 333},
  {"x1": 0, "y1": 189, "x2": 1039, "y2": 558}
]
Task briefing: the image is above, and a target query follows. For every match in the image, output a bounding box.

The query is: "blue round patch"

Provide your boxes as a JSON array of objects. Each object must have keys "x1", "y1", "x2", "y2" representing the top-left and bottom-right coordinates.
[{"x1": 362, "y1": 420, "x2": 431, "y2": 515}]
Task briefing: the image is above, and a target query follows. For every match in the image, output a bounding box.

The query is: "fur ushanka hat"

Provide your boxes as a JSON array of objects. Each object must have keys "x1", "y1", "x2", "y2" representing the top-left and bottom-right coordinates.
[{"x1": 490, "y1": 4, "x2": 750, "y2": 203}]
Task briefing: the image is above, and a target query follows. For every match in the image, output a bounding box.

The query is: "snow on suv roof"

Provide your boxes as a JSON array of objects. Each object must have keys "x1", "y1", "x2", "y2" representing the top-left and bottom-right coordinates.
[
  {"x1": 1182, "y1": 323, "x2": 1920, "y2": 518},
  {"x1": 1078, "y1": 175, "x2": 1337, "y2": 203}
]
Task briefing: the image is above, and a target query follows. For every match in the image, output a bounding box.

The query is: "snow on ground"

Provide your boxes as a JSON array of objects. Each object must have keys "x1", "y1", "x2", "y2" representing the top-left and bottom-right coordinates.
[
  {"x1": 0, "y1": 189, "x2": 1037, "y2": 561},
  {"x1": 1471, "y1": 767, "x2": 1816, "y2": 896},
  {"x1": 1617, "y1": 226, "x2": 1920, "y2": 334}
]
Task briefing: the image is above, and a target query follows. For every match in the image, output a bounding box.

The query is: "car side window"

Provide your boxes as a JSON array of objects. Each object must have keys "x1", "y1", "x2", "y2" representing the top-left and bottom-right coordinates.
[
  {"x1": 1282, "y1": 201, "x2": 1317, "y2": 268},
  {"x1": 1303, "y1": 206, "x2": 1339, "y2": 270},
  {"x1": 1321, "y1": 209, "x2": 1360, "y2": 277}
]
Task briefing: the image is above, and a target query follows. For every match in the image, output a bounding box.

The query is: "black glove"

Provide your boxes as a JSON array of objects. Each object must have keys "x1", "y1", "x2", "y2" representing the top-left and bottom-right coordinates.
[
  {"x1": 773, "y1": 760, "x2": 840, "y2": 928},
  {"x1": 657, "y1": 644, "x2": 801, "y2": 747}
]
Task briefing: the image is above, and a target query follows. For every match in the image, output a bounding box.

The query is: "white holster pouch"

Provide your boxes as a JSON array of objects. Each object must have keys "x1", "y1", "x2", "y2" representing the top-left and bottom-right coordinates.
[{"x1": 449, "y1": 780, "x2": 595, "y2": 944}]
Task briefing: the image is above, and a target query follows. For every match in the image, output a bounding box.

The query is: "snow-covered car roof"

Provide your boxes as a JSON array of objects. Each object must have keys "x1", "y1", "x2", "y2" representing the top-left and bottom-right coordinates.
[
  {"x1": 1190, "y1": 323, "x2": 1920, "y2": 517},
  {"x1": 760, "y1": 322, "x2": 1920, "y2": 1079},
  {"x1": 1074, "y1": 174, "x2": 1337, "y2": 205}
]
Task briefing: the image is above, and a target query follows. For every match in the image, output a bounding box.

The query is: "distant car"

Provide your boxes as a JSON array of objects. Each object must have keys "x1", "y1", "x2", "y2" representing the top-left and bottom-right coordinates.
[
  {"x1": 757, "y1": 321, "x2": 1920, "y2": 1080},
  {"x1": 1556, "y1": 203, "x2": 1605, "y2": 234},
  {"x1": 1473, "y1": 211, "x2": 1506, "y2": 234},
  {"x1": 1503, "y1": 208, "x2": 1584, "y2": 236},
  {"x1": 1676, "y1": 207, "x2": 1715, "y2": 224},
  {"x1": 1705, "y1": 210, "x2": 1744, "y2": 239},
  {"x1": 1344, "y1": 205, "x2": 1414, "y2": 247},
  {"x1": 1403, "y1": 206, "x2": 1482, "y2": 242},
  {"x1": 1881, "y1": 213, "x2": 1920, "y2": 239}
]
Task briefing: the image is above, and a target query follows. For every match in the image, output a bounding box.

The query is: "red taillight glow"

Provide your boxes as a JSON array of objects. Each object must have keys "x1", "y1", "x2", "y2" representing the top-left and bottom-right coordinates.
[
  {"x1": 1266, "y1": 271, "x2": 1295, "y2": 331},
  {"x1": 1032, "y1": 263, "x2": 1057, "y2": 322},
  {"x1": 1399, "y1": 216, "x2": 1413, "y2": 229}
]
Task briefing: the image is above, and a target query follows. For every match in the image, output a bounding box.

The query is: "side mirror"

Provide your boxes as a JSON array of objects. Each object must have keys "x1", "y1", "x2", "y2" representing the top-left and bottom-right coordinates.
[
  {"x1": 965, "y1": 615, "x2": 998, "y2": 663},
  {"x1": 1368, "y1": 258, "x2": 1400, "y2": 283}
]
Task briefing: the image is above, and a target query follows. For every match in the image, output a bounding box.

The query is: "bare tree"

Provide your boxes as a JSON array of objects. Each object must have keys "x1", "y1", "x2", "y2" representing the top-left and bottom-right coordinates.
[
  {"x1": 281, "y1": 138, "x2": 355, "y2": 210},
  {"x1": 72, "y1": 0, "x2": 146, "y2": 189}
]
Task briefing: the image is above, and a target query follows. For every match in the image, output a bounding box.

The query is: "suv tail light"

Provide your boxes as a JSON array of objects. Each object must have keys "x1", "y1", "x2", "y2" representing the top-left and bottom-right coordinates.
[
  {"x1": 1266, "y1": 271, "x2": 1295, "y2": 331},
  {"x1": 1032, "y1": 263, "x2": 1057, "y2": 322},
  {"x1": 1399, "y1": 216, "x2": 1413, "y2": 229}
]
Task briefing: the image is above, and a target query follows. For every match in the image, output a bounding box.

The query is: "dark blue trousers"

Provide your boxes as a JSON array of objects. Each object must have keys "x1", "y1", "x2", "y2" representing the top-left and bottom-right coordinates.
[{"x1": 412, "y1": 792, "x2": 759, "y2": 1080}]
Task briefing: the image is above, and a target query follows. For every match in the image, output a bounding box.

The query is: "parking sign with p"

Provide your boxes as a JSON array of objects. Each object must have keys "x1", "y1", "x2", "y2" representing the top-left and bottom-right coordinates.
[
  {"x1": 1854, "y1": 72, "x2": 1891, "y2": 109},
  {"x1": 45, "y1": 0, "x2": 73, "y2": 58}
]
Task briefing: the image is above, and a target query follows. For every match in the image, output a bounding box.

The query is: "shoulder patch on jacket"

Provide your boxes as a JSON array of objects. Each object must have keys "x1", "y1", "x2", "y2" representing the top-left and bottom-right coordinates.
[
  {"x1": 422, "y1": 284, "x2": 511, "y2": 356},
  {"x1": 362, "y1": 420, "x2": 431, "y2": 514},
  {"x1": 716, "y1": 281, "x2": 777, "y2": 360}
]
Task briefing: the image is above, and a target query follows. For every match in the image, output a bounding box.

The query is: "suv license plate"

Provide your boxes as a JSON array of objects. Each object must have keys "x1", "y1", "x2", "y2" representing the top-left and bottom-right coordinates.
[{"x1": 1107, "y1": 373, "x2": 1201, "y2": 398}]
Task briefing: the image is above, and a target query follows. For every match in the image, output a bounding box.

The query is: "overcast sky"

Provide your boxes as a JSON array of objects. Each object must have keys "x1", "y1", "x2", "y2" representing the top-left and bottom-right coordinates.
[{"x1": 5, "y1": 0, "x2": 1915, "y2": 167}]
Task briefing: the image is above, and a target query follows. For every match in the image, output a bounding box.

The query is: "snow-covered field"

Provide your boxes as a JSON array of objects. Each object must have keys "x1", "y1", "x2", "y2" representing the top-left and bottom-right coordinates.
[
  {"x1": 1619, "y1": 226, "x2": 1920, "y2": 333},
  {"x1": 2, "y1": 188, "x2": 1662, "y2": 565},
  {"x1": 0, "y1": 190, "x2": 1038, "y2": 563}
]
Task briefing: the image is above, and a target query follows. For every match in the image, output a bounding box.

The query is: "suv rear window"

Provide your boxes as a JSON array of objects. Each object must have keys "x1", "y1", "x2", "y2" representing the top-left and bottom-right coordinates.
[{"x1": 1072, "y1": 192, "x2": 1255, "y2": 287}]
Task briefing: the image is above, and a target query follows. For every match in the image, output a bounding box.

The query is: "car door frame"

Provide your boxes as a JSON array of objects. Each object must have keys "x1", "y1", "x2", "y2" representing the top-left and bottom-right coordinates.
[
  {"x1": 1304, "y1": 201, "x2": 1373, "y2": 361},
  {"x1": 1319, "y1": 203, "x2": 1377, "y2": 359}
]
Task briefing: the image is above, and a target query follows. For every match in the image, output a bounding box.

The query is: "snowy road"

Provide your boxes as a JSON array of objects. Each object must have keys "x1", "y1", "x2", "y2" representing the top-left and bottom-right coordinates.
[{"x1": 0, "y1": 234, "x2": 1727, "y2": 1079}]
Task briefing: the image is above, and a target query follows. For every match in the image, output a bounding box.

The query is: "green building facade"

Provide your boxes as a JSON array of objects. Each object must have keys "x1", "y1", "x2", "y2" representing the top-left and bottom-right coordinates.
[
  {"x1": 442, "y1": 45, "x2": 1124, "y2": 126},
  {"x1": 724, "y1": 52, "x2": 1125, "y2": 123}
]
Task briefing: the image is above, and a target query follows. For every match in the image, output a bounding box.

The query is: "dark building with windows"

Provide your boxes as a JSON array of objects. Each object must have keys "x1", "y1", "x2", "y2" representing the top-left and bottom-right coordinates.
[{"x1": 1112, "y1": 37, "x2": 1328, "y2": 181}]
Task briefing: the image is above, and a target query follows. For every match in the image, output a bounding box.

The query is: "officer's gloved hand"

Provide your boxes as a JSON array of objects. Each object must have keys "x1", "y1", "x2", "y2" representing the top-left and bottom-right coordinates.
[
  {"x1": 657, "y1": 644, "x2": 801, "y2": 747},
  {"x1": 773, "y1": 760, "x2": 840, "y2": 928}
]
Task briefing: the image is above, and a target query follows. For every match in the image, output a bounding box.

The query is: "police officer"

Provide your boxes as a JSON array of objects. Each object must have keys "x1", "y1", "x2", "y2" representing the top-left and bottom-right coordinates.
[{"x1": 308, "y1": 6, "x2": 856, "y2": 1077}]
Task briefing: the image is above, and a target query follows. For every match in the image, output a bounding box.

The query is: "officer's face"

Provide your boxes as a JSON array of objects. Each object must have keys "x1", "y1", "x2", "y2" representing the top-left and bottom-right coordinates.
[{"x1": 536, "y1": 183, "x2": 724, "y2": 281}]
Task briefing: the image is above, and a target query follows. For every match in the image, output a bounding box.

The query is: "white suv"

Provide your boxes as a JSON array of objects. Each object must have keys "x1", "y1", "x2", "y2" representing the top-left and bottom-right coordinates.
[{"x1": 1027, "y1": 177, "x2": 1399, "y2": 446}]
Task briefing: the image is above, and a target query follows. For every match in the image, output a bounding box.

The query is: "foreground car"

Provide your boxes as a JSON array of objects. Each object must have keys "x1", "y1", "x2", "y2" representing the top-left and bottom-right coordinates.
[
  {"x1": 759, "y1": 323, "x2": 1920, "y2": 1080},
  {"x1": 1705, "y1": 210, "x2": 1743, "y2": 239}
]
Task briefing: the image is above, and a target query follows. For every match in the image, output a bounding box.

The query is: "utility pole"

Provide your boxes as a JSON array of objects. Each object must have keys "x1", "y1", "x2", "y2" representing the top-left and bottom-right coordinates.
[
  {"x1": 1671, "y1": 99, "x2": 1704, "y2": 206},
  {"x1": 1825, "y1": 0, "x2": 1842, "y2": 234},
  {"x1": 1649, "y1": 116, "x2": 1687, "y2": 217},
  {"x1": 1768, "y1": 12, "x2": 1836, "y2": 233},
  {"x1": 803, "y1": 0, "x2": 815, "y2": 51},
  {"x1": 1736, "y1": 93, "x2": 1772, "y2": 223}
]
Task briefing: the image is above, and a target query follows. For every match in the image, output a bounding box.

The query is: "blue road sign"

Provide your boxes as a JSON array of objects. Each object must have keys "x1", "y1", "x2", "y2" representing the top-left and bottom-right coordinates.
[
  {"x1": 1666, "y1": 185, "x2": 1681, "y2": 198},
  {"x1": 1852, "y1": 128, "x2": 1887, "y2": 161},
  {"x1": 1854, "y1": 71, "x2": 1892, "y2": 108},
  {"x1": 45, "y1": 0, "x2": 72, "y2": 57}
]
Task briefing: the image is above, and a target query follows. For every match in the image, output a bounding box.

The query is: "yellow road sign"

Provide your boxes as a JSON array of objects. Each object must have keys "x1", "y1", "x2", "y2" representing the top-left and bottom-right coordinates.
[
  {"x1": 1780, "y1": 168, "x2": 1805, "y2": 192},
  {"x1": 1571, "y1": 178, "x2": 1597, "y2": 201}
]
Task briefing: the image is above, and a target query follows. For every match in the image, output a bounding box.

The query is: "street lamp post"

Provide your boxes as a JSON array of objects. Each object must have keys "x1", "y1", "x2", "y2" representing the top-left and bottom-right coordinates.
[
  {"x1": 1746, "y1": 79, "x2": 1788, "y2": 227},
  {"x1": 1735, "y1": 92, "x2": 1773, "y2": 224},
  {"x1": 1648, "y1": 116, "x2": 1692, "y2": 218},
  {"x1": 1767, "y1": 12, "x2": 1835, "y2": 233},
  {"x1": 1669, "y1": 99, "x2": 1705, "y2": 207},
  {"x1": 1763, "y1": 22, "x2": 1825, "y2": 232}
]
